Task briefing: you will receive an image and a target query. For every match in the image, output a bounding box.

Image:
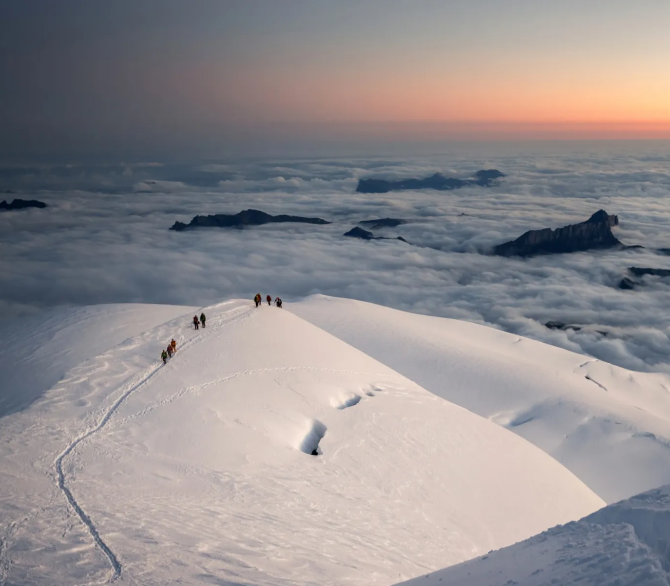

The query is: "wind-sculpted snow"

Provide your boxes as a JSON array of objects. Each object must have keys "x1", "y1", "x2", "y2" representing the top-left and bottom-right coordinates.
[
  {"x1": 398, "y1": 484, "x2": 670, "y2": 586},
  {"x1": 51, "y1": 304, "x2": 254, "y2": 582},
  {"x1": 0, "y1": 303, "x2": 196, "y2": 419},
  {"x1": 0, "y1": 300, "x2": 602, "y2": 585},
  {"x1": 2, "y1": 143, "x2": 670, "y2": 374},
  {"x1": 293, "y1": 296, "x2": 670, "y2": 503}
]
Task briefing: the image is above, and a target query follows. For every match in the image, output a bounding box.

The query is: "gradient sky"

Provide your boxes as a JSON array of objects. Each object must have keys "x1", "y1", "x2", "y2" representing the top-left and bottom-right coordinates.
[{"x1": 2, "y1": 0, "x2": 669, "y2": 159}]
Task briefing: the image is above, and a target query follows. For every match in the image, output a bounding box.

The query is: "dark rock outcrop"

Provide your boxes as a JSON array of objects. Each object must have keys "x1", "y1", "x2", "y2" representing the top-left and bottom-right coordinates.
[
  {"x1": 629, "y1": 267, "x2": 670, "y2": 278},
  {"x1": 545, "y1": 321, "x2": 582, "y2": 332},
  {"x1": 344, "y1": 227, "x2": 375, "y2": 240},
  {"x1": 344, "y1": 227, "x2": 407, "y2": 243},
  {"x1": 474, "y1": 169, "x2": 506, "y2": 186},
  {"x1": 0, "y1": 199, "x2": 47, "y2": 211},
  {"x1": 619, "y1": 277, "x2": 636, "y2": 290},
  {"x1": 493, "y1": 210, "x2": 622, "y2": 257},
  {"x1": 356, "y1": 169, "x2": 505, "y2": 194},
  {"x1": 170, "y1": 209, "x2": 330, "y2": 231},
  {"x1": 620, "y1": 267, "x2": 670, "y2": 290},
  {"x1": 359, "y1": 218, "x2": 407, "y2": 229},
  {"x1": 545, "y1": 321, "x2": 609, "y2": 336}
]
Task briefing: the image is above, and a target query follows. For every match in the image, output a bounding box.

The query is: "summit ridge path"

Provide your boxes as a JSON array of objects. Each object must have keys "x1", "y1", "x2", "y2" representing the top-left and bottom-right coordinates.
[
  {"x1": 0, "y1": 298, "x2": 602, "y2": 585},
  {"x1": 52, "y1": 304, "x2": 254, "y2": 582}
]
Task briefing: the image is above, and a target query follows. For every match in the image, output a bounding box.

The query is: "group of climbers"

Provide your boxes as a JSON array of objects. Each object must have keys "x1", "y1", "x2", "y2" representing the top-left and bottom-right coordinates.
[
  {"x1": 254, "y1": 293, "x2": 282, "y2": 308},
  {"x1": 161, "y1": 338, "x2": 178, "y2": 365},
  {"x1": 161, "y1": 296, "x2": 284, "y2": 365},
  {"x1": 193, "y1": 312, "x2": 206, "y2": 330},
  {"x1": 160, "y1": 311, "x2": 205, "y2": 365}
]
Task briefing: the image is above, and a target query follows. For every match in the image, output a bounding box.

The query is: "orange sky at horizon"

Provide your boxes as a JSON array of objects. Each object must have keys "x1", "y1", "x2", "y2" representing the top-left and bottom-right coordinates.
[
  {"x1": 217, "y1": 63, "x2": 670, "y2": 139},
  {"x1": 208, "y1": 1, "x2": 670, "y2": 140},
  {"x1": 4, "y1": 0, "x2": 670, "y2": 150},
  {"x1": 217, "y1": 38, "x2": 670, "y2": 133}
]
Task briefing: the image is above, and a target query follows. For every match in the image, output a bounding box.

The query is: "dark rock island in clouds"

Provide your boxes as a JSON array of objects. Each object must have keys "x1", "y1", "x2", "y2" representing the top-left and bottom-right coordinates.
[
  {"x1": 3, "y1": 147, "x2": 670, "y2": 376},
  {"x1": 356, "y1": 169, "x2": 505, "y2": 194},
  {"x1": 0, "y1": 199, "x2": 47, "y2": 211},
  {"x1": 344, "y1": 226, "x2": 408, "y2": 243},
  {"x1": 494, "y1": 210, "x2": 622, "y2": 257},
  {"x1": 170, "y1": 209, "x2": 331, "y2": 231},
  {"x1": 619, "y1": 267, "x2": 670, "y2": 290},
  {"x1": 629, "y1": 267, "x2": 670, "y2": 278}
]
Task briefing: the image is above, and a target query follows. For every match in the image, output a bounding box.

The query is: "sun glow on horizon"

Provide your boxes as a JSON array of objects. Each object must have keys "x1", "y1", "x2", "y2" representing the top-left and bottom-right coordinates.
[{"x1": 3, "y1": 0, "x2": 670, "y2": 156}]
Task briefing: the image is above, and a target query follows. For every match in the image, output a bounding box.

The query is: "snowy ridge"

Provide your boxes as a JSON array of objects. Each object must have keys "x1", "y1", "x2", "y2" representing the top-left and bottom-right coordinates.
[
  {"x1": 54, "y1": 362, "x2": 167, "y2": 582},
  {"x1": 586, "y1": 486, "x2": 670, "y2": 575},
  {"x1": 54, "y1": 303, "x2": 254, "y2": 582},
  {"x1": 398, "y1": 485, "x2": 670, "y2": 586},
  {"x1": 0, "y1": 301, "x2": 249, "y2": 584},
  {"x1": 0, "y1": 299, "x2": 602, "y2": 585},
  {"x1": 0, "y1": 304, "x2": 196, "y2": 421},
  {"x1": 293, "y1": 296, "x2": 670, "y2": 503}
]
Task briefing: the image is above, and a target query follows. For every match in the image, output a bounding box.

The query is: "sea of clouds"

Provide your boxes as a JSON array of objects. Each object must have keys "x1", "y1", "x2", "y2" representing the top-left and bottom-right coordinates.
[{"x1": 2, "y1": 140, "x2": 670, "y2": 373}]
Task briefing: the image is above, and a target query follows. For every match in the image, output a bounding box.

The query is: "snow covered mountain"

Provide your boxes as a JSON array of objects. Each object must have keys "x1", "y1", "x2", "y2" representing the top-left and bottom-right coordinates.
[
  {"x1": 0, "y1": 303, "x2": 196, "y2": 419},
  {"x1": 3, "y1": 295, "x2": 670, "y2": 585},
  {"x1": 0, "y1": 299, "x2": 603, "y2": 585},
  {"x1": 398, "y1": 484, "x2": 670, "y2": 586},
  {"x1": 293, "y1": 296, "x2": 670, "y2": 504}
]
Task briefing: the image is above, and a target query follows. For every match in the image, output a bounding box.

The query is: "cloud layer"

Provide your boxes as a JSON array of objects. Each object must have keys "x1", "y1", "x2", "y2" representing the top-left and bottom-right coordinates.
[{"x1": 2, "y1": 141, "x2": 670, "y2": 373}]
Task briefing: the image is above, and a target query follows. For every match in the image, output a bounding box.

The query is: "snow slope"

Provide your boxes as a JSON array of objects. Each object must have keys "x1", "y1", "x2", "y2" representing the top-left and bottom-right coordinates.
[
  {"x1": 398, "y1": 484, "x2": 670, "y2": 586},
  {"x1": 0, "y1": 303, "x2": 196, "y2": 419},
  {"x1": 292, "y1": 296, "x2": 670, "y2": 503},
  {"x1": 0, "y1": 300, "x2": 602, "y2": 585}
]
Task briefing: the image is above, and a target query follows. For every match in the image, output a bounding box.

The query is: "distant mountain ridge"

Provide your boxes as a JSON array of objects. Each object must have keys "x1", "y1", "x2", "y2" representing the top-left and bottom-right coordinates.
[
  {"x1": 493, "y1": 210, "x2": 622, "y2": 257},
  {"x1": 344, "y1": 226, "x2": 407, "y2": 243},
  {"x1": 620, "y1": 266, "x2": 670, "y2": 290},
  {"x1": 170, "y1": 209, "x2": 331, "y2": 231},
  {"x1": 356, "y1": 169, "x2": 505, "y2": 193},
  {"x1": 0, "y1": 198, "x2": 47, "y2": 211}
]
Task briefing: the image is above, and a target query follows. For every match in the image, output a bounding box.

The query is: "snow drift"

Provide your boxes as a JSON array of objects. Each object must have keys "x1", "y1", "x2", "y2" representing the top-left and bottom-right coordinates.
[{"x1": 398, "y1": 484, "x2": 670, "y2": 586}]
